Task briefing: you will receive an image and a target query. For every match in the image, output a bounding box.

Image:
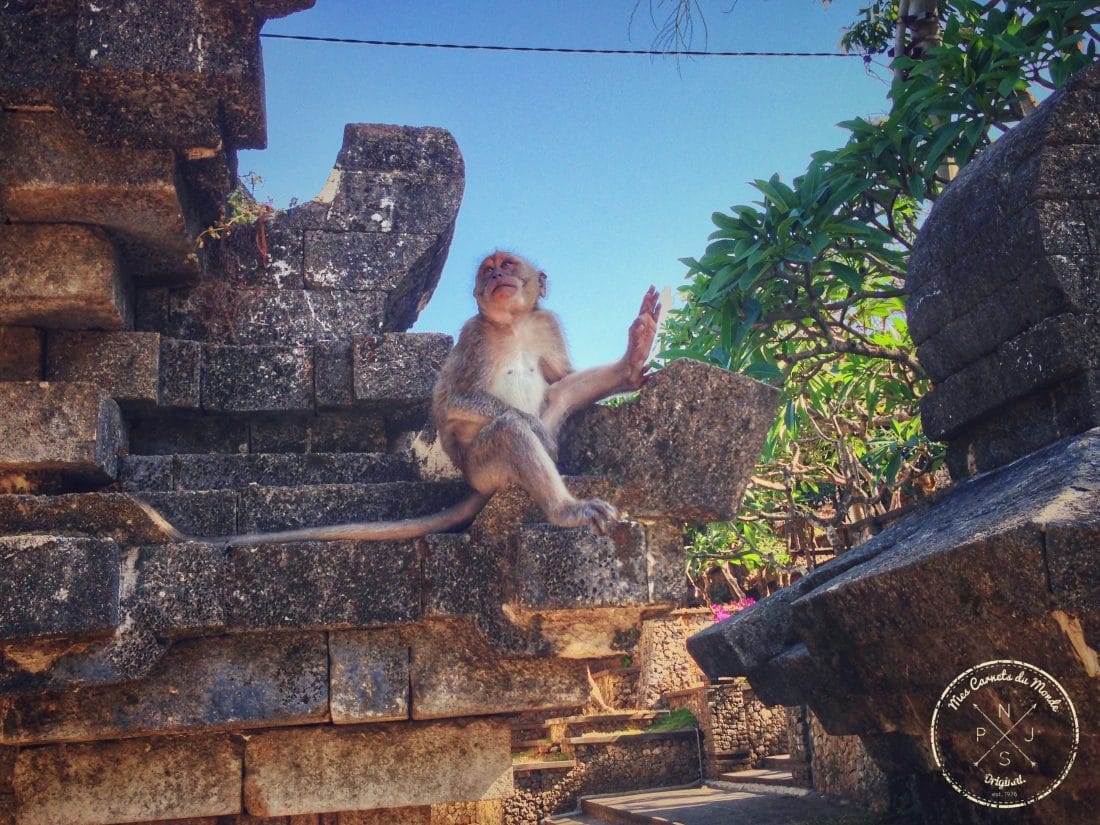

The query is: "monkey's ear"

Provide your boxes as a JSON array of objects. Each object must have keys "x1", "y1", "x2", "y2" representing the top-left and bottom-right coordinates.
[{"x1": 538, "y1": 271, "x2": 547, "y2": 298}]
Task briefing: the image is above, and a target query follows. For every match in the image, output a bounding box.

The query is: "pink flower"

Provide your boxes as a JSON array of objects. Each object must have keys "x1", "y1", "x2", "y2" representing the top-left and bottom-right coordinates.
[{"x1": 709, "y1": 598, "x2": 756, "y2": 622}]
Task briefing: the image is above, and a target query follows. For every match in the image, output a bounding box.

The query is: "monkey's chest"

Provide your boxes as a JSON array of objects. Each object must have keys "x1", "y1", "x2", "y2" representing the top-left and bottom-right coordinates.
[{"x1": 488, "y1": 350, "x2": 548, "y2": 416}]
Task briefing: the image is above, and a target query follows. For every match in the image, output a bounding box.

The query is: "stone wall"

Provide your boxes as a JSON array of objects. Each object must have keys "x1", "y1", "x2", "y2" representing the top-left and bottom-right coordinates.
[
  {"x1": 784, "y1": 707, "x2": 889, "y2": 810},
  {"x1": 0, "y1": 4, "x2": 783, "y2": 823},
  {"x1": 585, "y1": 666, "x2": 638, "y2": 712},
  {"x1": 505, "y1": 730, "x2": 701, "y2": 825},
  {"x1": 635, "y1": 608, "x2": 713, "y2": 707},
  {"x1": 666, "y1": 680, "x2": 786, "y2": 776}
]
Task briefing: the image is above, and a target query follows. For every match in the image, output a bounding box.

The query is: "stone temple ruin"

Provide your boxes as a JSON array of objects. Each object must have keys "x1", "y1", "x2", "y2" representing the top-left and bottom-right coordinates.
[
  {"x1": 691, "y1": 62, "x2": 1100, "y2": 824},
  {"x1": 0, "y1": 3, "x2": 781, "y2": 824}
]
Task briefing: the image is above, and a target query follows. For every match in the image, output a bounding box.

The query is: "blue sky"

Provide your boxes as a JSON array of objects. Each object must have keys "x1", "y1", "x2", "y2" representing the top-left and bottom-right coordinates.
[{"x1": 243, "y1": 1, "x2": 893, "y2": 366}]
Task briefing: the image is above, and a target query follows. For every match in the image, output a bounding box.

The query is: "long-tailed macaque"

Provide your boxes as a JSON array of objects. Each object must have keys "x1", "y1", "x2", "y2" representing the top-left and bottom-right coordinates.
[{"x1": 144, "y1": 251, "x2": 659, "y2": 545}]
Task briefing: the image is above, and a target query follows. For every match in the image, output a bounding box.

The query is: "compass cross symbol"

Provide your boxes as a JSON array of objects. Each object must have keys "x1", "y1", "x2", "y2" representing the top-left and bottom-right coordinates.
[{"x1": 972, "y1": 702, "x2": 1038, "y2": 769}]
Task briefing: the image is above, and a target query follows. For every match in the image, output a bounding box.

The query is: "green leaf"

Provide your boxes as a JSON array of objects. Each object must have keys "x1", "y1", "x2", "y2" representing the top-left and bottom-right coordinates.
[{"x1": 831, "y1": 261, "x2": 864, "y2": 291}]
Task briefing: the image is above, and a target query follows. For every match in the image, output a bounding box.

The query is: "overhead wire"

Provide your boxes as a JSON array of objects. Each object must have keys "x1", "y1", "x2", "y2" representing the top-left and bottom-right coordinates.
[{"x1": 259, "y1": 32, "x2": 872, "y2": 60}]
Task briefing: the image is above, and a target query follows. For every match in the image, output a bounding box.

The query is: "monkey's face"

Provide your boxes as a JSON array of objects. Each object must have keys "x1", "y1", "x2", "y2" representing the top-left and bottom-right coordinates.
[{"x1": 474, "y1": 252, "x2": 545, "y2": 321}]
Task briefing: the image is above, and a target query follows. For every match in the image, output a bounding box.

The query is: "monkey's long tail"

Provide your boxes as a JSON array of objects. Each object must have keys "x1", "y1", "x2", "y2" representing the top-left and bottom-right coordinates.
[{"x1": 136, "y1": 493, "x2": 491, "y2": 546}]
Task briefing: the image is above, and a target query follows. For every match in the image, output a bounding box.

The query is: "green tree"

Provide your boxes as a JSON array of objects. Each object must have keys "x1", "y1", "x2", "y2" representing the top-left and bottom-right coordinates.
[{"x1": 660, "y1": 1, "x2": 1098, "y2": 595}]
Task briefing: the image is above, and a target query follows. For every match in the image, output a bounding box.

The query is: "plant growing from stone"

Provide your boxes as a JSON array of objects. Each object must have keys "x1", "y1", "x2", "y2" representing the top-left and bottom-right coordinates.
[{"x1": 659, "y1": 1, "x2": 1098, "y2": 579}]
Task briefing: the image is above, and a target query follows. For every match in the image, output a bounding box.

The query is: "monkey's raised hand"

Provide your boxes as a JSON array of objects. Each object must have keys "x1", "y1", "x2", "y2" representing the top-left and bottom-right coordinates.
[{"x1": 622, "y1": 286, "x2": 661, "y2": 389}]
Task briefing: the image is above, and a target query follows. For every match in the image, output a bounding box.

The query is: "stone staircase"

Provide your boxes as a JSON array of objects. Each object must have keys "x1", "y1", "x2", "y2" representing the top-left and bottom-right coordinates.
[{"x1": 0, "y1": 4, "x2": 782, "y2": 823}]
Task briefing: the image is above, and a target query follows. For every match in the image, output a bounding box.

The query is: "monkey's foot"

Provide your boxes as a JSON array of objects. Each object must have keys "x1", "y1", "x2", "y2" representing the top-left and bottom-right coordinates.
[{"x1": 550, "y1": 497, "x2": 620, "y2": 535}]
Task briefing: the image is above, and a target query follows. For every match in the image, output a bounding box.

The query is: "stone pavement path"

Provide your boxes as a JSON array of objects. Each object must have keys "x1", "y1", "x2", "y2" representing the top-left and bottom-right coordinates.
[{"x1": 546, "y1": 782, "x2": 875, "y2": 825}]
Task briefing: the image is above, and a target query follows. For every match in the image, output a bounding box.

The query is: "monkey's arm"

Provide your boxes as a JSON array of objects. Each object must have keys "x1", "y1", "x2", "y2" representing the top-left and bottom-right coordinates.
[{"x1": 541, "y1": 286, "x2": 660, "y2": 437}]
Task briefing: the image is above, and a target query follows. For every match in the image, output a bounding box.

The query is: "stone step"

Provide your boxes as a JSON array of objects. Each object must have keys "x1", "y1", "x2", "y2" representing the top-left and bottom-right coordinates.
[
  {"x1": 41, "y1": 328, "x2": 448, "y2": 416},
  {"x1": 553, "y1": 784, "x2": 859, "y2": 825},
  {"x1": 139, "y1": 479, "x2": 469, "y2": 537},
  {"x1": 0, "y1": 112, "x2": 199, "y2": 284},
  {"x1": 546, "y1": 711, "x2": 665, "y2": 740},
  {"x1": 718, "y1": 767, "x2": 798, "y2": 787},
  {"x1": 118, "y1": 451, "x2": 419, "y2": 493},
  {"x1": 760, "y1": 753, "x2": 793, "y2": 770}
]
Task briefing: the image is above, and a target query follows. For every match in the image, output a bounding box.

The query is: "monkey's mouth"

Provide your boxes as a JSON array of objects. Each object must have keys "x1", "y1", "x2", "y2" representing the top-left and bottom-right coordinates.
[{"x1": 489, "y1": 280, "x2": 520, "y2": 297}]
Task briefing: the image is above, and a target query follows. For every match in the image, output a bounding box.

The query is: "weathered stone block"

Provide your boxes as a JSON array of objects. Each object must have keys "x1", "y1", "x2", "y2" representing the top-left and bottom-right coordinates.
[
  {"x1": 0, "y1": 536, "x2": 119, "y2": 642},
  {"x1": 644, "y1": 520, "x2": 693, "y2": 605},
  {"x1": 15, "y1": 734, "x2": 242, "y2": 825},
  {"x1": 242, "y1": 719, "x2": 512, "y2": 817},
  {"x1": 324, "y1": 176, "x2": 463, "y2": 237},
  {"x1": 516, "y1": 522, "x2": 648, "y2": 608},
  {"x1": 304, "y1": 230, "x2": 441, "y2": 291},
  {"x1": 914, "y1": 254, "x2": 1098, "y2": 380},
  {"x1": 129, "y1": 414, "x2": 250, "y2": 455},
  {"x1": 118, "y1": 455, "x2": 175, "y2": 492},
  {"x1": 236, "y1": 480, "x2": 468, "y2": 532},
  {"x1": 329, "y1": 629, "x2": 410, "y2": 723},
  {"x1": 0, "y1": 381, "x2": 124, "y2": 483},
  {"x1": 943, "y1": 373, "x2": 1100, "y2": 478},
  {"x1": 2, "y1": 634, "x2": 328, "y2": 744},
  {"x1": 0, "y1": 328, "x2": 41, "y2": 381},
  {"x1": 224, "y1": 540, "x2": 421, "y2": 630},
  {"x1": 560, "y1": 359, "x2": 779, "y2": 521},
  {"x1": 1041, "y1": 501, "x2": 1100, "y2": 611},
  {"x1": 691, "y1": 431, "x2": 1100, "y2": 729},
  {"x1": 158, "y1": 337, "x2": 202, "y2": 408},
  {"x1": 352, "y1": 333, "x2": 451, "y2": 406},
  {"x1": 0, "y1": 1, "x2": 75, "y2": 109},
  {"x1": 165, "y1": 451, "x2": 417, "y2": 492},
  {"x1": 0, "y1": 623, "x2": 168, "y2": 697},
  {"x1": 164, "y1": 286, "x2": 386, "y2": 346},
  {"x1": 139, "y1": 490, "x2": 237, "y2": 537},
  {"x1": 316, "y1": 340, "x2": 355, "y2": 407},
  {"x1": 333, "y1": 124, "x2": 466, "y2": 182},
  {"x1": 921, "y1": 313, "x2": 1098, "y2": 441},
  {"x1": 0, "y1": 224, "x2": 128, "y2": 330},
  {"x1": 0, "y1": 492, "x2": 183, "y2": 545},
  {"x1": 201, "y1": 344, "x2": 313, "y2": 412},
  {"x1": 218, "y1": 216, "x2": 305, "y2": 289},
  {"x1": 408, "y1": 622, "x2": 593, "y2": 719},
  {"x1": 127, "y1": 542, "x2": 225, "y2": 634},
  {"x1": 310, "y1": 413, "x2": 392, "y2": 453},
  {"x1": 46, "y1": 331, "x2": 161, "y2": 405},
  {"x1": 0, "y1": 112, "x2": 195, "y2": 282}
]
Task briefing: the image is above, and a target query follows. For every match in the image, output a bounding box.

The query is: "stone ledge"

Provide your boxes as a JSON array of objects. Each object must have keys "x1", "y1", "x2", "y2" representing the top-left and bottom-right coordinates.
[
  {"x1": 0, "y1": 535, "x2": 120, "y2": 642},
  {"x1": 689, "y1": 429, "x2": 1100, "y2": 681},
  {"x1": 0, "y1": 112, "x2": 196, "y2": 283},
  {"x1": 118, "y1": 451, "x2": 418, "y2": 492},
  {"x1": 689, "y1": 429, "x2": 1100, "y2": 731},
  {"x1": 921, "y1": 312, "x2": 1098, "y2": 441},
  {"x1": 512, "y1": 759, "x2": 578, "y2": 773},
  {"x1": 242, "y1": 719, "x2": 512, "y2": 817},
  {"x1": 15, "y1": 733, "x2": 242, "y2": 825},
  {"x1": 0, "y1": 223, "x2": 129, "y2": 330},
  {"x1": 0, "y1": 381, "x2": 124, "y2": 486},
  {"x1": 0, "y1": 633, "x2": 329, "y2": 745}
]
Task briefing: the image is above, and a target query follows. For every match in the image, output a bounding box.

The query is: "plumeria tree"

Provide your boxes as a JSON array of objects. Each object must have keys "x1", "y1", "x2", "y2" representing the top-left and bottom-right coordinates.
[{"x1": 659, "y1": 1, "x2": 1098, "y2": 597}]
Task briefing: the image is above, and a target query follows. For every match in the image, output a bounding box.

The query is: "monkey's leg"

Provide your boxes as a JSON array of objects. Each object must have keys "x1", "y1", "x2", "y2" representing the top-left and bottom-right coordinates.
[
  {"x1": 541, "y1": 364, "x2": 630, "y2": 438},
  {"x1": 542, "y1": 287, "x2": 660, "y2": 437},
  {"x1": 464, "y1": 411, "x2": 618, "y2": 533}
]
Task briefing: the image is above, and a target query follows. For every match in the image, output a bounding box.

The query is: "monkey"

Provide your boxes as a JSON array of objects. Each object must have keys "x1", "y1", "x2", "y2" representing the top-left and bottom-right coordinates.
[{"x1": 140, "y1": 251, "x2": 660, "y2": 546}]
